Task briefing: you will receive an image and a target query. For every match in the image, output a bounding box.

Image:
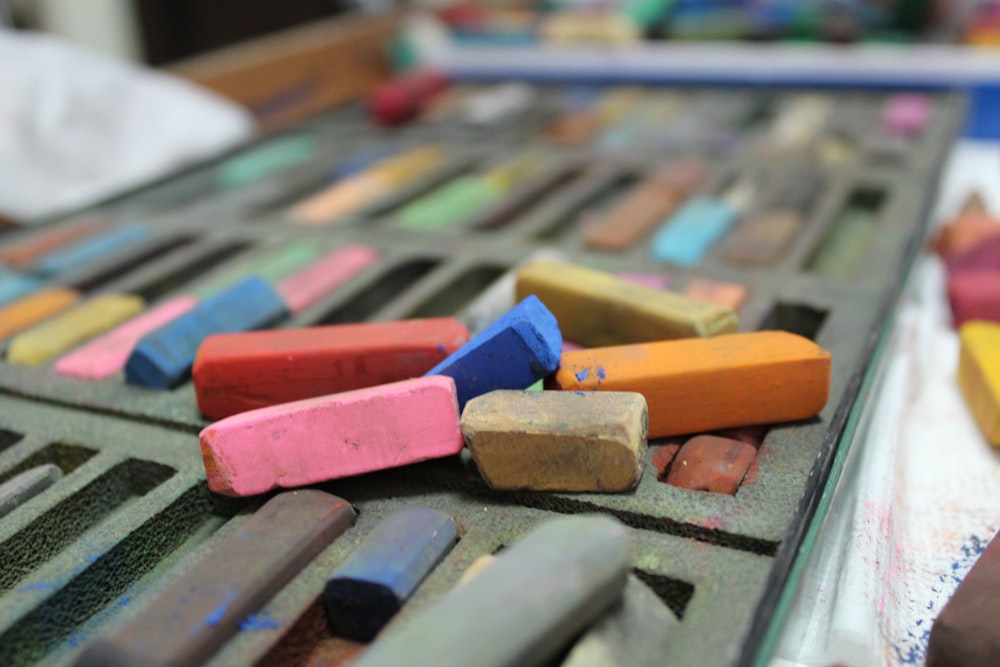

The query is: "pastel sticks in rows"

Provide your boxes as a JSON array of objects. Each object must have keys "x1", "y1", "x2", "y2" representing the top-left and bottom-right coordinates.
[
  {"x1": 200, "y1": 376, "x2": 464, "y2": 497},
  {"x1": 193, "y1": 318, "x2": 469, "y2": 419},
  {"x1": 549, "y1": 331, "x2": 831, "y2": 438},
  {"x1": 425, "y1": 295, "x2": 562, "y2": 410},
  {"x1": 324, "y1": 506, "x2": 456, "y2": 640},
  {"x1": 515, "y1": 260, "x2": 737, "y2": 347},
  {"x1": 74, "y1": 489, "x2": 355, "y2": 667},
  {"x1": 351, "y1": 515, "x2": 630, "y2": 667}
]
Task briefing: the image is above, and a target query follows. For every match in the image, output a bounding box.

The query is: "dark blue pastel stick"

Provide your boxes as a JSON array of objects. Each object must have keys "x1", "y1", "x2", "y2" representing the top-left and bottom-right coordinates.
[
  {"x1": 650, "y1": 197, "x2": 736, "y2": 266},
  {"x1": 425, "y1": 295, "x2": 562, "y2": 409},
  {"x1": 0, "y1": 271, "x2": 42, "y2": 307},
  {"x1": 324, "y1": 506, "x2": 456, "y2": 640},
  {"x1": 125, "y1": 276, "x2": 288, "y2": 389},
  {"x1": 333, "y1": 146, "x2": 400, "y2": 180},
  {"x1": 31, "y1": 224, "x2": 154, "y2": 278}
]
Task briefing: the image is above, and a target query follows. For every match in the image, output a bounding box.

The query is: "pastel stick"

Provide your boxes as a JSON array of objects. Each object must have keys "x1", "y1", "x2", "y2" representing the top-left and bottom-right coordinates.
[
  {"x1": 200, "y1": 376, "x2": 464, "y2": 497},
  {"x1": 275, "y1": 244, "x2": 380, "y2": 314},
  {"x1": 0, "y1": 272, "x2": 42, "y2": 308},
  {"x1": 351, "y1": 515, "x2": 630, "y2": 667},
  {"x1": 560, "y1": 575, "x2": 679, "y2": 667},
  {"x1": 324, "y1": 506, "x2": 457, "y2": 640},
  {"x1": 193, "y1": 318, "x2": 469, "y2": 419},
  {"x1": 125, "y1": 276, "x2": 287, "y2": 389},
  {"x1": 651, "y1": 197, "x2": 736, "y2": 265},
  {"x1": 948, "y1": 270, "x2": 1000, "y2": 327},
  {"x1": 31, "y1": 224, "x2": 153, "y2": 278},
  {"x1": 0, "y1": 464, "x2": 62, "y2": 518},
  {"x1": 957, "y1": 321, "x2": 1000, "y2": 446},
  {"x1": 73, "y1": 489, "x2": 355, "y2": 667},
  {"x1": 424, "y1": 295, "x2": 562, "y2": 409}
]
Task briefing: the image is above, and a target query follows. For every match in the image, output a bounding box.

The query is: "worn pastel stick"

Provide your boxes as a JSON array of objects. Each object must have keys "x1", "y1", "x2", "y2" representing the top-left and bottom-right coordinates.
[
  {"x1": 217, "y1": 135, "x2": 316, "y2": 188},
  {"x1": 683, "y1": 278, "x2": 748, "y2": 311},
  {"x1": 948, "y1": 271, "x2": 1000, "y2": 327},
  {"x1": 31, "y1": 224, "x2": 154, "y2": 278},
  {"x1": 425, "y1": 296, "x2": 562, "y2": 409},
  {"x1": 276, "y1": 244, "x2": 380, "y2": 313},
  {"x1": 74, "y1": 489, "x2": 355, "y2": 667},
  {"x1": 462, "y1": 390, "x2": 648, "y2": 492},
  {"x1": 192, "y1": 241, "x2": 321, "y2": 299},
  {"x1": 721, "y1": 210, "x2": 802, "y2": 266},
  {"x1": 946, "y1": 234, "x2": 1000, "y2": 275},
  {"x1": 53, "y1": 296, "x2": 198, "y2": 380},
  {"x1": 324, "y1": 506, "x2": 456, "y2": 640},
  {"x1": 651, "y1": 197, "x2": 737, "y2": 265},
  {"x1": 548, "y1": 331, "x2": 831, "y2": 438},
  {"x1": 515, "y1": 261, "x2": 737, "y2": 347},
  {"x1": 957, "y1": 321, "x2": 1000, "y2": 446},
  {"x1": 664, "y1": 435, "x2": 757, "y2": 495},
  {"x1": 933, "y1": 212, "x2": 1000, "y2": 258},
  {"x1": 0, "y1": 288, "x2": 80, "y2": 339},
  {"x1": 882, "y1": 94, "x2": 931, "y2": 136},
  {"x1": 560, "y1": 575, "x2": 678, "y2": 667},
  {"x1": 0, "y1": 216, "x2": 105, "y2": 269},
  {"x1": 8, "y1": 294, "x2": 145, "y2": 366},
  {"x1": 201, "y1": 376, "x2": 463, "y2": 496},
  {"x1": 0, "y1": 272, "x2": 42, "y2": 307},
  {"x1": 351, "y1": 515, "x2": 630, "y2": 667},
  {"x1": 193, "y1": 318, "x2": 469, "y2": 419},
  {"x1": 126, "y1": 277, "x2": 287, "y2": 389},
  {"x1": 0, "y1": 464, "x2": 62, "y2": 519}
]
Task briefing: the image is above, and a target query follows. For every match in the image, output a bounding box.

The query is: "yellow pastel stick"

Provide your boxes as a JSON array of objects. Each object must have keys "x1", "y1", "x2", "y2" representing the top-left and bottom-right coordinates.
[
  {"x1": 8, "y1": 294, "x2": 145, "y2": 366},
  {"x1": 515, "y1": 260, "x2": 738, "y2": 347},
  {"x1": 958, "y1": 321, "x2": 1000, "y2": 446},
  {"x1": 480, "y1": 153, "x2": 544, "y2": 192}
]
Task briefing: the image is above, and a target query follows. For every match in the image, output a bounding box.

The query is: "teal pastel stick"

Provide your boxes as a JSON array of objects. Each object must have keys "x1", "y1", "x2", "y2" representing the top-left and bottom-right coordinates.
[
  {"x1": 324, "y1": 506, "x2": 456, "y2": 640},
  {"x1": 31, "y1": 224, "x2": 154, "y2": 278},
  {"x1": 0, "y1": 271, "x2": 43, "y2": 307},
  {"x1": 650, "y1": 197, "x2": 736, "y2": 265}
]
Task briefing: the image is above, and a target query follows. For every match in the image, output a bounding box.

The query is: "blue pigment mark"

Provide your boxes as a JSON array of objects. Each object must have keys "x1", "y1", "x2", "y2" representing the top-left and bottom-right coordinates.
[
  {"x1": 575, "y1": 368, "x2": 589, "y2": 382},
  {"x1": 205, "y1": 589, "x2": 240, "y2": 627},
  {"x1": 437, "y1": 344, "x2": 447, "y2": 352},
  {"x1": 19, "y1": 581, "x2": 57, "y2": 592},
  {"x1": 596, "y1": 367, "x2": 606, "y2": 380},
  {"x1": 892, "y1": 533, "x2": 991, "y2": 664},
  {"x1": 574, "y1": 391, "x2": 587, "y2": 396},
  {"x1": 240, "y1": 611, "x2": 280, "y2": 632},
  {"x1": 118, "y1": 596, "x2": 130, "y2": 607}
]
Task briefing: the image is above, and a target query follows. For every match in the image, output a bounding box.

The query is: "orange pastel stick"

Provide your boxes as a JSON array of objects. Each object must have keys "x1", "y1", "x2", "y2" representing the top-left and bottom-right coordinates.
[
  {"x1": 0, "y1": 289, "x2": 80, "y2": 340},
  {"x1": 547, "y1": 331, "x2": 831, "y2": 438},
  {"x1": 0, "y1": 216, "x2": 105, "y2": 269}
]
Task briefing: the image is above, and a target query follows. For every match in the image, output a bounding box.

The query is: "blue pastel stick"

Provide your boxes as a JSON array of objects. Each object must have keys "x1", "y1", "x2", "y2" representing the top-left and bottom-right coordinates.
[
  {"x1": 125, "y1": 276, "x2": 287, "y2": 389},
  {"x1": 425, "y1": 295, "x2": 562, "y2": 409},
  {"x1": 324, "y1": 506, "x2": 456, "y2": 640},
  {"x1": 650, "y1": 197, "x2": 736, "y2": 266},
  {"x1": 0, "y1": 271, "x2": 42, "y2": 307},
  {"x1": 31, "y1": 224, "x2": 154, "y2": 278},
  {"x1": 333, "y1": 146, "x2": 399, "y2": 180}
]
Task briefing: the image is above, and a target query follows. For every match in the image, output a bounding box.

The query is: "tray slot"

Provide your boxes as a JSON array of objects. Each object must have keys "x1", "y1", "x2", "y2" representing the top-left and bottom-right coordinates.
[{"x1": 319, "y1": 259, "x2": 441, "y2": 325}]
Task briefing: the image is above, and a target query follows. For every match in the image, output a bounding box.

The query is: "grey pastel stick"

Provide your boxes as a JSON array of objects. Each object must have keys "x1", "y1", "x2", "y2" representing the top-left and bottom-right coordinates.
[
  {"x1": 0, "y1": 464, "x2": 62, "y2": 518},
  {"x1": 351, "y1": 514, "x2": 630, "y2": 667},
  {"x1": 74, "y1": 489, "x2": 355, "y2": 667},
  {"x1": 561, "y1": 575, "x2": 679, "y2": 667}
]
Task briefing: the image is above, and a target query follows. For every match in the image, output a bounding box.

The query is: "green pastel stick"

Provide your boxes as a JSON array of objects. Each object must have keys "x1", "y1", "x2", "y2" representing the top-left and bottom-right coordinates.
[
  {"x1": 217, "y1": 136, "x2": 316, "y2": 188},
  {"x1": 193, "y1": 241, "x2": 321, "y2": 299},
  {"x1": 396, "y1": 177, "x2": 501, "y2": 230},
  {"x1": 806, "y1": 211, "x2": 876, "y2": 279}
]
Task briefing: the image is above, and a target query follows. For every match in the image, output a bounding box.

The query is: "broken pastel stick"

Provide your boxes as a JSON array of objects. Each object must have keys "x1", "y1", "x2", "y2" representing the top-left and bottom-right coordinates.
[
  {"x1": 424, "y1": 295, "x2": 561, "y2": 409},
  {"x1": 125, "y1": 276, "x2": 287, "y2": 389},
  {"x1": 74, "y1": 489, "x2": 355, "y2": 667},
  {"x1": 461, "y1": 390, "x2": 648, "y2": 492},
  {"x1": 324, "y1": 506, "x2": 456, "y2": 640},
  {"x1": 957, "y1": 321, "x2": 1000, "y2": 446},
  {"x1": 560, "y1": 575, "x2": 679, "y2": 667},
  {"x1": 927, "y1": 529, "x2": 1000, "y2": 667},
  {"x1": 351, "y1": 515, "x2": 630, "y2": 667},
  {"x1": 0, "y1": 464, "x2": 62, "y2": 519},
  {"x1": 515, "y1": 261, "x2": 736, "y2": 348},
  {"x1": 948, "y1": 271, "x2": 1000, "y2": 327},
  {"x1": 193, "y1": 318, "x2": 469, "y2": 419},
  {"x1": 664, "y1": 435, "x2": 757, "y2": 495},
  {"x1": 548, "y1": 331, "x2": 831, "y2": 438},
  {"x1": 200, "y1": 376, "x2": 464, "y2": 497}
]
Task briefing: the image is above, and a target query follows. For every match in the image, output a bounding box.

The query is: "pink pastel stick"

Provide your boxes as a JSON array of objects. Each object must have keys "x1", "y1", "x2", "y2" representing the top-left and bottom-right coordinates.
[
  {"x1": 53, "y1": 295, "x2": 198, "y2": 380},
  {"x1": 277, "y1": 244, "x2": 380, "y2": 314},
  {"x1": 617, "y1": 272, "x2": 669, "y2": 290},
  {"x1": 200, "y1": 375, "x2": 463, "y2": 497},
  {"x1": 562, "y1": 341, "x2": 585, "y2": 352},
  {"x1": 882, "y1": 95, "x2": 931, "y2": 136}
]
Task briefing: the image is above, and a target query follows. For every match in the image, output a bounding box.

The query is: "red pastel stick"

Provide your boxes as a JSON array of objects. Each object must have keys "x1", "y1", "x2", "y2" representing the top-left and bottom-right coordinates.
[
  {"x1": 946, "y1": 234, "x2": 1000, "y2": 276},
  {"x1": 948, "y1": 270, "x2": 1000, "y2": 328},
  {"x1": 193, "y1": 318, "x2": 469, "y2": 419}
]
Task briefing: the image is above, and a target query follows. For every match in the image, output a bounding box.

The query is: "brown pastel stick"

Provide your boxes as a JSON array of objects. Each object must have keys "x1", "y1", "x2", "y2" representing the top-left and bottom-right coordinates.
[
  {"x1": 74, "y1": 489, "x2": 355, "y2": 667},
  {"x1": 548, "y1": 331, "x2": 831, "y2": 438},
  {"x1": 0, "y1": 216, "x2": 105, "y2": 269},
  {"x1": 927, "y1": 529, "x2": 1000, "y2": 666},
  {"x1": 664, "y1": 435, "x2": 757, "y2": 494},
  {"x1": 546, "y1": 112, "x2": 603, "y2": 145},
  {"x1": 721, "y1": 210, "x2": 802, "y2": 266},
  {"x1": 461, "y1": 390, "x2": 648, "y2": 492},
  {"x1": 515, "y1": 261, "x2": 737, "y2": 347},
  {"x1": 584, "y1": 182, "x2": 680, "y2": 251}
]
